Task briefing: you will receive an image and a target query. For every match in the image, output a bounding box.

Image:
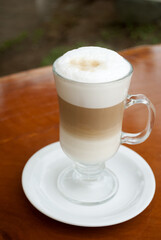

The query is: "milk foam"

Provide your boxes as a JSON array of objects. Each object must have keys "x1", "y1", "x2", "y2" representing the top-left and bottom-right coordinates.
[
  {"x1": 53, "y1": 47, "x2": 133, "y2": 108},
  {"x1": 54, "y1": 47, "x2": 131, "y2": 83}
]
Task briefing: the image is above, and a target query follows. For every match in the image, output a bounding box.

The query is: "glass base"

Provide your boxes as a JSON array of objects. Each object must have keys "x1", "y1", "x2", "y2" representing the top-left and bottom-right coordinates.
[{"x1": 57, "y1": 163, "x2": 118, "y2": 205}]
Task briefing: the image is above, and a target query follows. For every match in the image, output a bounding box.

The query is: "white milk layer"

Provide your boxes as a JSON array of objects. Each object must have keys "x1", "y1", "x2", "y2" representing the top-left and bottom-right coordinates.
[
  {"x1": 53, "y1": 47, "x2": 132, "y2": 109},
  {"x1": 60, "y1": 127, "x2": 121, "y2": 165}
]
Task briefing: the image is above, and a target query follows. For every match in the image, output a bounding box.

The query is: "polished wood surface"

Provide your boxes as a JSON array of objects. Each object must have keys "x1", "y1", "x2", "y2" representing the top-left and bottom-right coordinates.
[{"x1": 0, "y1": 45, "x2": 160, "y2": 239}]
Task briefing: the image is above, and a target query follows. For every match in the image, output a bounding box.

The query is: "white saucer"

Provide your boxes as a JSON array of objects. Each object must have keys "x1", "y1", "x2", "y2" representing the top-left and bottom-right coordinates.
[{"x1": 22, "y1": 142, "x2": 155, "y2": 227}]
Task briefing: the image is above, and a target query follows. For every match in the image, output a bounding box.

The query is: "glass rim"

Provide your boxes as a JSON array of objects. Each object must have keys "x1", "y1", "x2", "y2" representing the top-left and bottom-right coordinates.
[{"x1": 53, "y1": 56, "x2": 133, "y2": 85}]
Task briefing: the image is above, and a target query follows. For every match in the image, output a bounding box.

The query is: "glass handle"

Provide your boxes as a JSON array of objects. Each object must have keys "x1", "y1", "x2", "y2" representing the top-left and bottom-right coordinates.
[{"x1": 121, "y1": 94, "x2": 155, "y2": 145}]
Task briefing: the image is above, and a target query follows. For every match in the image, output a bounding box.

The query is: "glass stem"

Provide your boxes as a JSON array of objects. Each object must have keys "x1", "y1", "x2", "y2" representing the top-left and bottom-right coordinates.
[{"x1": 74, "y1": 162, "x2": 105, "y2": 181}]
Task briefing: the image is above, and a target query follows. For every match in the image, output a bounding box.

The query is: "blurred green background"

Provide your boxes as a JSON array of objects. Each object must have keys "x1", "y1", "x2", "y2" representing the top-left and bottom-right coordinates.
[{"x1": 0, "y1": 0, "x2": 161, "y2": 76}]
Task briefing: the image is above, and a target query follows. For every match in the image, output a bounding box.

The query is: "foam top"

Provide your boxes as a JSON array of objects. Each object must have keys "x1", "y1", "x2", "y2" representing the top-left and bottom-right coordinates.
[
  {"x1": 54, "y1": 46, "x2": 131, "y2": 83},
  {"x1": 53, "y1": 47, "x2": 133, "y2": 108}
]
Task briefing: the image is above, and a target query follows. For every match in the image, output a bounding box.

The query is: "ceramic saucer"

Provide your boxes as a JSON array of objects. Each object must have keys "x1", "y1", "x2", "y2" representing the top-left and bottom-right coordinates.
[{"x1": 22, "y1": 142, "x2": 155, "y2": 227}]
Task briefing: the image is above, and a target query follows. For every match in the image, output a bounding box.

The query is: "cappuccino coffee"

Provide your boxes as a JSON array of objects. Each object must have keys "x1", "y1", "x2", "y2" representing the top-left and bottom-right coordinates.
[{"x1": 53, "y1": 47, "x2": 132, "y2": 164}]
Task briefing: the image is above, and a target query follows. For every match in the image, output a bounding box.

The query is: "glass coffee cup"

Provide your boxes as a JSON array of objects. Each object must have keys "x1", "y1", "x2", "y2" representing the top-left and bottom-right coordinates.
[{"x1": 53, "y1": 47, "x2": 155, "y2": 205}]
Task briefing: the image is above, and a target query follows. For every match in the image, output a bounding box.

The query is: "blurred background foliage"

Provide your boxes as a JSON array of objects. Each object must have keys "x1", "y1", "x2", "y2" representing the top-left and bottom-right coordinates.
[{"x1": 0, "y1": 0, "x2": 161, "y2": 76}]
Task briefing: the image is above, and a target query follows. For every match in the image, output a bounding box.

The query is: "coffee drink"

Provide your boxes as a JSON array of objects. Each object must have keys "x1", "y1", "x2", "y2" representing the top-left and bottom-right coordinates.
[
  {"x1": 52, "y1": 47, "x2": 155, "y2": 204},
  {"x1": 53, "y1": 47, "x2": 132, "y2": 164}
]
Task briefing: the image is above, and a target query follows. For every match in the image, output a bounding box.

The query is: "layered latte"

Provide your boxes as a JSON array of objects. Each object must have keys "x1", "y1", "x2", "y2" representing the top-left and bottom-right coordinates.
[{"x1": 53, "y1": 47, "x2": 132, "y2": 164}]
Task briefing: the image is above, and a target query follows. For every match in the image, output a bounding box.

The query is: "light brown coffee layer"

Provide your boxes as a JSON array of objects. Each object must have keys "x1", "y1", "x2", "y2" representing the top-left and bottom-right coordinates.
[{"x1": 58, "y1": 97, "x2": 124, "y2": 139}]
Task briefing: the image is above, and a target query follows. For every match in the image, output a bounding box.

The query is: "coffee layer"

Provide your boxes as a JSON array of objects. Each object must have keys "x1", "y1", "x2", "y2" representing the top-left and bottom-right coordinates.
[
  {"x1": 59, "y1": 97, "x2": 124, "y2": 139},
  {"x1": 58, "y1": 97, "x2": 124, "y2": 164}
]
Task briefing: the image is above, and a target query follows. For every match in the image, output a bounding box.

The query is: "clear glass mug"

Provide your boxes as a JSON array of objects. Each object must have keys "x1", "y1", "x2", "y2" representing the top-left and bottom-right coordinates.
[{"x1": 53, "y1": 59, "x2": 155, "y2": 205}]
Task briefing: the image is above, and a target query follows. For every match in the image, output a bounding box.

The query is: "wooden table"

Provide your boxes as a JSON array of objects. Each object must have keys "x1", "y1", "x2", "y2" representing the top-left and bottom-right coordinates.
[{"x1": 0, "y1": 45, "x2": 160, "y2": 239}]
